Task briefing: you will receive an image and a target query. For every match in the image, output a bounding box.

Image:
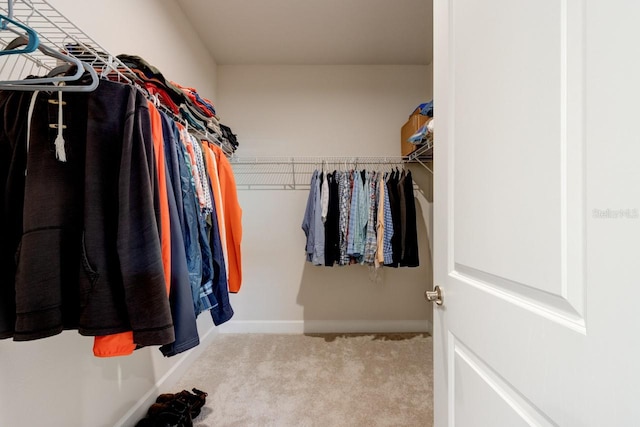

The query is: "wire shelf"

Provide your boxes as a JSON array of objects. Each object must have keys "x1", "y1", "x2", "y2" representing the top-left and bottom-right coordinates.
[
  {"x1": 230, "y1": 156, "x2": 418, "y2": 190},
  {"x1": 405, "y1": 140, "x2": 433, "y2": 173},
  {"x1": 0, "y1": 0, "x2": 235, "y2": 156},
  {"x1": 0, "y1": 0, "x2": 132, "y2": 82}
]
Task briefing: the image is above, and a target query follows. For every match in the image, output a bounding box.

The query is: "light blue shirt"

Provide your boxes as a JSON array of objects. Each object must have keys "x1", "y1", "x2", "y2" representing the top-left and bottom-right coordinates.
[{"x1": 347, "y1": 170, "x2": 360, "y2": 256}]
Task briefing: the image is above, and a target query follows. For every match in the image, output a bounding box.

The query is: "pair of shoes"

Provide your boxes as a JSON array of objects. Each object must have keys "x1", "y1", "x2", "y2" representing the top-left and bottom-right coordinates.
[
  {"x1": 146, "y1": 399, "x2": 193, "y2": 427},
  {"x1": 135, "y1": 399, "x2": 192, "y2": 427},
  {"x1": 135, "y1": 389, "x2": 206, "y2": 427},
  {"x1": 156, "y1": 388, "x2": 208, "y2": 419}
]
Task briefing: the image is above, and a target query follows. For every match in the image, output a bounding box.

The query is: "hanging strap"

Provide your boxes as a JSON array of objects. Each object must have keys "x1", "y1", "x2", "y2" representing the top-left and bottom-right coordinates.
[{"x1": 53, "y1": 89, "x2": 67, "y2": 162}]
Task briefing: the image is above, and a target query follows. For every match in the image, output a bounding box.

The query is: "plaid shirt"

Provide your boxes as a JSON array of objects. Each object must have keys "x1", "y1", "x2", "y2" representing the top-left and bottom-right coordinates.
[
  {"x1": 338, "y1": 171, "x2": 352, "y2": 265},
  {"x1": 363, "y1": 171, "x2": 378, "y2": 264},
  {"x1": 190, "y1": 135, "x2": 213, "y2": 215}
]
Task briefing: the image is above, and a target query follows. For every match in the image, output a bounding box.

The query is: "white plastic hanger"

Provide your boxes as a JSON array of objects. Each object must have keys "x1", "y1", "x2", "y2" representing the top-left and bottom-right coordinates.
[{"x1": 0, "y1": 34, "x2": 99, "y2": 91}]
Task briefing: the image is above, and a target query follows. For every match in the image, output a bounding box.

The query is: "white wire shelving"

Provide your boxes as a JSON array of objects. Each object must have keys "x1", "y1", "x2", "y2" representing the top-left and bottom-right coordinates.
[
  {"x1": 0, "y1": 0, "x2": 235, "y2": 156},
  {"x1": 230, "y1": 153, "x2": 432, "y2": 190}
]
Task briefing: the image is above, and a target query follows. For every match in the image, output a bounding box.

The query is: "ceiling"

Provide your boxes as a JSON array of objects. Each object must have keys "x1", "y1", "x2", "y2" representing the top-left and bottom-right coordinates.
[{"x1": 176, "y1": 0, "x2": 433, "y2": 65}]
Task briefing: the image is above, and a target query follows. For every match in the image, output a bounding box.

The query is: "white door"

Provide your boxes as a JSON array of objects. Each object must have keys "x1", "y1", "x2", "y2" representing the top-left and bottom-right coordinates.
[{"x1": 432, "y1": 0, "x2": 640, "y2": 425}]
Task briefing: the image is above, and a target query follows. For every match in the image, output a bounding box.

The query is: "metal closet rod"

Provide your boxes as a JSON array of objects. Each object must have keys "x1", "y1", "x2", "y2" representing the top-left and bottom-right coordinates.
[
  {"x1": 229, "y1": 155, "x2": 433, "y2": 174},
  {"x1": 230, "y1": 156, "x2": 429, "y2": 190},
  {"x1": 230, "y1": 156, "x2": 410, "y2": 164}
]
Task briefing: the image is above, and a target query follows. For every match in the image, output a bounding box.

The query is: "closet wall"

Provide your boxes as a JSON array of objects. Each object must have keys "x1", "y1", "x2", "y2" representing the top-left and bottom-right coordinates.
[
  {"x1": 0, "y1": 1, "x2": 220, "y2": 426},
  {"x1": 0, "y1": 2, "x2": 434, "y2": 425},
  {"x1": 217, "y1": 65, "x2": 434, "y2": 333}
]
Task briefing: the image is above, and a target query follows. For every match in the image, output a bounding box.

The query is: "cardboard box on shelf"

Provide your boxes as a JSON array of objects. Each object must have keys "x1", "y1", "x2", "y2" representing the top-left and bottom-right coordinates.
[{"x1": 401, "y1": 110, "x2": 431, "y2": 156}]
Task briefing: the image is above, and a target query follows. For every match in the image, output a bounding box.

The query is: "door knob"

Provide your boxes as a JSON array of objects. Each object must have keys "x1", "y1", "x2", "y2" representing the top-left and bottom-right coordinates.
[{"x1": 425, "y1": 286, "x2": 443, "y2": 306}]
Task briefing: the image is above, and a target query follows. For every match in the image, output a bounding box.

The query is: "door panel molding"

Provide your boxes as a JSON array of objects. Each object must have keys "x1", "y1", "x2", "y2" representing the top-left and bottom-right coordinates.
[
  {"x1": 452, "y1": 264, "x2": 586, "y2": 334},
  {"x1": 449, "y1": 333, "x2": 558, "y2": 427},
  {"x1": 447, "y1": 0, "x2": 586, "y2": 330}
]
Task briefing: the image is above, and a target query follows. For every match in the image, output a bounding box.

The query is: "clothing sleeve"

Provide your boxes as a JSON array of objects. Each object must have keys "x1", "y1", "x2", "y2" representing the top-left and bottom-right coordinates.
[
  {"x1": 116, "y1": 93, "x2": 174, "y2": 346},
  {"x1": 214, "y1": 146, "x2": 243, "y2": 293},
  {"x1": 211, "y1": 145, "x2": 242, "y2": 293},
  {"x1": 301, "y1": 171, "x2": 316, "y2": 258},
  {"x1": 321, "y1": 173, "x2": 329, "y2": 223},
  {"x1": 312, "y1": 175, "x2": 325, "y2": 265}
]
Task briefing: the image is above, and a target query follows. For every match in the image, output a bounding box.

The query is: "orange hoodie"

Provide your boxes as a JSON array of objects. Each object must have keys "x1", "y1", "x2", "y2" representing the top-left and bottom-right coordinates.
[
  {"x1": 209, "y1": 144, "x2": 243, "y2": 293},
  {"x1": 93, "y1": 102, "x2": 172, "y2": 357}
]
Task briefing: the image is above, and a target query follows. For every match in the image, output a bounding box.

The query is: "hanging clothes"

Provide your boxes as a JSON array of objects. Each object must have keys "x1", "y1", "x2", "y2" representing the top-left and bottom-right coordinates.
[
  {"x1": 159, "y1": 113, "x2": 200, "y2": 358},
  {"x1": 202, "y1": 143, "x2": 229, "y2": 285},
  {"x1": 363, "y1": 171, "x2": 378, "y2": 264},
  {"x1": 93, "y1": 100, "x2": 173, "y2": 357},
  {"x1": 386, "y1": 170, "x2": 402, "y2": 267},
  {"x1": 0, "y1": 81, "x2": 174, "y2": 345},
  {"x1": 375, "y1": 173, "x2": 386, "y2": 268},
  {"x1": 321, "y1": 169, "x2": 329, "y2": 223},
  {"x1": 347, "y1": 170, "x2": 362, "y2": 259},
  {"x1": 177, "y1": 125, "x2": 216, "y2": 316},
  {"x1": 174, "y1": 124, "x2": 207, "y2": 315},
  {"x1": 0, "y1": 52, "x2": 241, "y2": 357},
  {"x1": 312, "y1": 172, "x2": 325, "y2": 266},
  {"x1": 324, "y1": 172, "x2": 340, "y2": 267},
  {"x1": 382, "y1": 173, "x2": 395, "y2": 266},
  {"x1": 302, "y1": 170, "x2": 319, "y2": 263},
  {"x1": 204, "y1": 177, "x2": 234, "y2": 326},
  {"x1": 400, "y1": 170, "x2": 419, "y2": 267},
  {"x1": 209, "y1": 143, "x2": 243, "y2": 294},
  {"x1": 301, "y1": 165, "x2": 419, "y2": 270},
  {"x1": 338, "y1": 170, "x2": 351, "y2": 266},
  {"x1": 355, "y1": 170, "x2": 369, "y2": 261}
]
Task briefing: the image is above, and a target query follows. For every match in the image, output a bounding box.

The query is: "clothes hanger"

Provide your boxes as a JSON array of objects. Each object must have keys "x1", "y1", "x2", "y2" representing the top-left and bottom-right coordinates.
[
  {"x1": 2, "y1": 33, "x2": 98, "y2": 84},
  {"x1": 0, "y1": 34, "x2": 98, "y2": 91},
  {"x1": 0, "y1": 1, "x2": 39, "y2": 56}
]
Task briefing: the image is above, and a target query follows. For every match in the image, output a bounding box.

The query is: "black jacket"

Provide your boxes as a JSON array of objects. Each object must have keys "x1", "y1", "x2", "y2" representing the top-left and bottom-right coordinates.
[{"x1": 0, "y1": 80, "x2": 174, "y2": 346}]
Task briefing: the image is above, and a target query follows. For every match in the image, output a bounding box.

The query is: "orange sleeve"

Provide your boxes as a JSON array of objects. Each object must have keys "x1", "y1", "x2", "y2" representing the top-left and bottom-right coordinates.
[
  {"x1": 211, "y1": 145, "x2": 243, "y2": 293},
  {"x1": 148, "y1": 101, "x2": 172, "y2": 295},
  {"x1": 93, "y1": 102, "x2": 172, "y2": 357}
]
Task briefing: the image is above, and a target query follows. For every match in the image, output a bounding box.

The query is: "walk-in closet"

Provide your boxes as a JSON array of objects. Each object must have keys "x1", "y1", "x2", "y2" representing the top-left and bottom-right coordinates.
[
  {"x1": 4, "y1": 0, "x2": 628, "y2": 425},
  {"x1": 0, "y1": 0, "x2": 434, "y2": 426}
]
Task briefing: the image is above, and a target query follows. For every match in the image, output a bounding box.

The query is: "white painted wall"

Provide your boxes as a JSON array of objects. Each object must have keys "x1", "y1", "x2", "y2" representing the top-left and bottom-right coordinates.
[
  {"x1": 0, "y1": 1, "x2": 219, "y2": 427},
  {"x1": 0, "y1": 6, "x2": 434, "y2": 425},
  {"x1": 217, "y1": 65, "x2": 434, "y2": 334},
  {"x1": 50, "y1": 0, "x2": 219, "y2": 96}
]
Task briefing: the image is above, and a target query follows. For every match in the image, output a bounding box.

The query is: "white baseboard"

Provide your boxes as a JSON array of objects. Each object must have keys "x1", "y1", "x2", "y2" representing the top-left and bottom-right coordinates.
[
  {"x1": 114, "y1": 325, "x2": 219, "y2": 427},
  {"x1": 218, "y1": 319, "x2": 432, "y2": 334}
]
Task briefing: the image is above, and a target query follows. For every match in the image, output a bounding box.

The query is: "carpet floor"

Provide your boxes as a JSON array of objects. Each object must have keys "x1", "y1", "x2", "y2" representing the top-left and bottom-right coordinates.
[{"x1": 174, "y1": 333, "x2": 433, "y2": 427}]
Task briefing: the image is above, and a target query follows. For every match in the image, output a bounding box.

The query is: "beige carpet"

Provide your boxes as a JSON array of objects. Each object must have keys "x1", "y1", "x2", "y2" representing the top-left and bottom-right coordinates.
[{"x1": 174, "y1": 333, "x2": 433, "y2": 427}]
